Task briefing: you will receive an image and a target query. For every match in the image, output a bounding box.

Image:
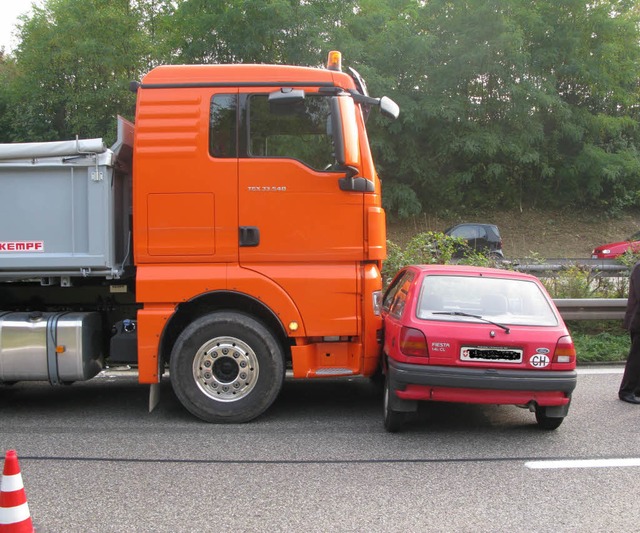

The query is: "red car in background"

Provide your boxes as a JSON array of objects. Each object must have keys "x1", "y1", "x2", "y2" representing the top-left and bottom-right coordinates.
[
  {"x1": 591, "y1": 230, "x2": 640, "y2": 259},
  {"x1": 381, "y1": 265, "x2": 577, "y2": 432}
]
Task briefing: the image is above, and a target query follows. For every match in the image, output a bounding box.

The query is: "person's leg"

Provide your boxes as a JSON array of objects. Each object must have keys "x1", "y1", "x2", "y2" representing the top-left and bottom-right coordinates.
[{"x1": 619, "y1": 332, "x2": 640, "y2": 399}]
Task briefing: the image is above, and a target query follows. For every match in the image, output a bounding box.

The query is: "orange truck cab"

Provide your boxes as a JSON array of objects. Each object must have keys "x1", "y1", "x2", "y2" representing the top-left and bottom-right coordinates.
[{"x1": 0, "y1": 52, "x2": 399, "y2": 423}]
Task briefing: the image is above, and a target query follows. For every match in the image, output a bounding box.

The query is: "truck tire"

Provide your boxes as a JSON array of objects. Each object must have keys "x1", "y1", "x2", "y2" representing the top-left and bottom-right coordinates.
[{"x1": 169, "y1": 311, "x2": 285, "y2": 423}]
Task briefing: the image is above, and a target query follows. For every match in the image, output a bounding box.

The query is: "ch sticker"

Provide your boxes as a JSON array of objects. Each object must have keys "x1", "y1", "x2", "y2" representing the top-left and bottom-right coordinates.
[{"x1": 529, "y1": 354, "x2": 550, "y2": 368}]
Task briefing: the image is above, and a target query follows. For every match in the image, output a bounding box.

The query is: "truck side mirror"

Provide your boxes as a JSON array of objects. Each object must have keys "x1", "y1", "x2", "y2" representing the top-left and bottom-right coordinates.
[{"x1": 379, "y1": 96, "x2": 400, "y2": 120}]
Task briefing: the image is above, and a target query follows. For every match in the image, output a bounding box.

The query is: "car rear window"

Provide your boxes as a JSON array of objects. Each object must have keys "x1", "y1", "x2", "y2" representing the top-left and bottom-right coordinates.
[{"x1": 416, "y1": 275, "x2": 558, "y2": 326}]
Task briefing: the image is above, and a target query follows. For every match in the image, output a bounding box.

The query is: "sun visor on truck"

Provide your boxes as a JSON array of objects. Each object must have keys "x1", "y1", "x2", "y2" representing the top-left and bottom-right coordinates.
[{"x1": 0, "y1": 138, "x2": 106, "y2": 160}]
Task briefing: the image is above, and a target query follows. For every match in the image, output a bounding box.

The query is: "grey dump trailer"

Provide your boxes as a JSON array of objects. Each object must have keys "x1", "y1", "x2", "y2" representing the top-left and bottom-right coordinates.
[{"x1": 0, "y1": 123, "x2": 136, "y2": 385}]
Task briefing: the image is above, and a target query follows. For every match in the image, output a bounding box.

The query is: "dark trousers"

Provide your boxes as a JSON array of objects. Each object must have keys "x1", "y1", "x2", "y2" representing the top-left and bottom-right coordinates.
[{"x1": 620, "y1": 331, "x2": 640, "y2": 395}]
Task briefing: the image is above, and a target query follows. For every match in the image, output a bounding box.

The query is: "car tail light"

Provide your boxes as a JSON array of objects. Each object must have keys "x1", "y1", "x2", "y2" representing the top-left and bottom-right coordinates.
[
  {"x1": 400, "y1": 327, "x2": 429, "y2": 357},
  {"x1": 553, "y1": 335, "x2": 576, "y2": 364}
]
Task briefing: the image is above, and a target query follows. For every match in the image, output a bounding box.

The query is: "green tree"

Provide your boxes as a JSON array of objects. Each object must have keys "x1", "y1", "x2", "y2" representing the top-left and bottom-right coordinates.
[
  {"x1": 0, "y1": 52, "x2": 17, "y2": 143},
  {"x1": 360, "y1": 0, "x2": 640, "y2": 214},
  {"x1": 5, "y1": 0, "x2": 164, "y2": 143},
  {"x1": 168, "y1": 0, "x2": 355, "y2": 66},
  {"x1": 2, "y1": 0, "x2": 639, "y2": 218},
  {"x1": 524, "y1": 0, "x2": 640, "y2": 212}
]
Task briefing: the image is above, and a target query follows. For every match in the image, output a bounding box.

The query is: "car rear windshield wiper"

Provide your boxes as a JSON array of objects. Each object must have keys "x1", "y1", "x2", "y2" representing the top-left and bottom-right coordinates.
[{"x1": 432, "y1": 311, "x2": 510, "y2": 334}]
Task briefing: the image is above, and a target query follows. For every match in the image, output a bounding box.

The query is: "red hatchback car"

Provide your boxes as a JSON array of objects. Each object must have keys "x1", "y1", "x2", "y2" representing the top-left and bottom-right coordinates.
[
  {"x1": 381, "y1": 265, "x2": 577, "y2": 432},
  {"x1": 591, "y1": 230, "x2": 640, "y2": 259}
]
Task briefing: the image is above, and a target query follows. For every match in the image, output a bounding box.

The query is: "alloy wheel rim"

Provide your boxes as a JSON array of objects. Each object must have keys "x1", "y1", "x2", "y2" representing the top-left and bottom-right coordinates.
[{"x1": 192, "y1": 336, "x2": 259, "y2": 402}]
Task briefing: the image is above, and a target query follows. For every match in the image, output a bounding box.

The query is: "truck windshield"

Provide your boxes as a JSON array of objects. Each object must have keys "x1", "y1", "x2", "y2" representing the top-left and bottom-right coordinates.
[{"x1": 248, "y1": 94, "x2": 336, "y2": 171}]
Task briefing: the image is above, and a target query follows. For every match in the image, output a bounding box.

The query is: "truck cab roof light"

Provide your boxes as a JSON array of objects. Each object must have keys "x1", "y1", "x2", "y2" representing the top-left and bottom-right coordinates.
[{"x1": 327, "y1": 51, "x2": 342, "y2": 71}]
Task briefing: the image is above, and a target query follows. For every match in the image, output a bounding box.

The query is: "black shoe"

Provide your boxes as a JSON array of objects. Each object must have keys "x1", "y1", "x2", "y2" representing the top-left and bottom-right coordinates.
[{"x1": 619, "y1": 392, "x2": 640, "y2": 404}]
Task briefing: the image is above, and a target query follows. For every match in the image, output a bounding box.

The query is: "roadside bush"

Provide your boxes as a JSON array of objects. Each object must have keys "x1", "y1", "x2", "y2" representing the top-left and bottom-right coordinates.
[
  {"x1": 617, "y1": 248, "x2": 640, "y2": 269},
  {"x1": 571, "y1": 331, "x2": 628, "y2": 363},
  {"x1": 568, "y1": 320, "x2": 629, "y2": 363},
  {"x1": 541, "y1": 266, "x2": 591, "y2": 298},
  {"x1": 541, "y1": 266, "x2": 629, "y2": 299},
  {"x1": 540, "y1": 265, "x2": 627, "y2": 299},
  {"x1": 382, "y1": 231, "x2": 505, "y2": 285},
  {"x1": 382, "y1": 231, "x2": 462, "y2": 284}
]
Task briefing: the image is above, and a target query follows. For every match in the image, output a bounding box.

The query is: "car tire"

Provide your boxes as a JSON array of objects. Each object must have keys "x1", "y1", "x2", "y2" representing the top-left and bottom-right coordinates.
[
  {"x1": 535, "y1": 406, "x2": 564, "y2": 430},
  {"x1": 169, "y1": 311, "x2": 285, "y2": 423},
  {"x1": 383, "y1": 375, "x2": 405, "y2": 432}
]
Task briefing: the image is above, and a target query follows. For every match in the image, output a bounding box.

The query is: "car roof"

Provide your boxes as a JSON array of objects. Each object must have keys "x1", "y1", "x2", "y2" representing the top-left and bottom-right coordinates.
[
  {"x1": 444, "y1": 222, "x2": 500, "y2": 232},
  {"x1": 446, "y1": 223, "x2": 498, "y2": 228},
  {"x1": 402, "y1": 264, "x2": 538, "y2": 282}
]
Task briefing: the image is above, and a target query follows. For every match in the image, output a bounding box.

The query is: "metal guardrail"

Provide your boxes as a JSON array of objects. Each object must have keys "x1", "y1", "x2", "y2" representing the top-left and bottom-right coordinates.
[
  {"x1": 553, "y1": 298, "x2": 626, "y2": 321},
  {"x1": 515, "y1": 260, "x2": 628, "y2": 319},
  {"x1": 514, "y1": 258, "x2": 629, "y2": 277}
]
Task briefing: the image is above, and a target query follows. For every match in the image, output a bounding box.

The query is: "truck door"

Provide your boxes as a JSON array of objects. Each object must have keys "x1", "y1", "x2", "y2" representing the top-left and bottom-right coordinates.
[
  {"x1": 237, "y1": 91, "x2": 364, "y2": 336},
  {"x1": 238, "y1": 92, "x2": 364, "y2": 262}
]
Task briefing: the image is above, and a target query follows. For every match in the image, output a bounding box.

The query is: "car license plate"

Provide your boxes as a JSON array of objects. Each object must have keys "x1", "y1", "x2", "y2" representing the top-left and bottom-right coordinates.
[{"x1": 460, "y1": 346, "x2": 523, "y2": 363}]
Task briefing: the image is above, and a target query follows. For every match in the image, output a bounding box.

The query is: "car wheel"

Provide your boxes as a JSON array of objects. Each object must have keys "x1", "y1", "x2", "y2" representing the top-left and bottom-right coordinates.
[
  {"x1": 383, "y1": 375, "x2": 405, "y2": 432},
  {"x1": 169, "y1": 311, "x2": 285, "y2": 423},
  {"x1": 535, "y1": 406, "x2": 564, "y2": 430}
]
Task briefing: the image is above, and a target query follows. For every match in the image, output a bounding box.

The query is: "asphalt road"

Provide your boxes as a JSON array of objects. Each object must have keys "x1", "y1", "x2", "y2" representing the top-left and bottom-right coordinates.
[{"x1": 0, "y1": 366, "x2": 638, "y2": 532}]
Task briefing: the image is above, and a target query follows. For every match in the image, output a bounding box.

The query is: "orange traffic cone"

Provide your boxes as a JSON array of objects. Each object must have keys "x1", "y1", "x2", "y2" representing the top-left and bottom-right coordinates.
[{"x1": 0, "y1": 450, "x2": 34, "y2": 533}]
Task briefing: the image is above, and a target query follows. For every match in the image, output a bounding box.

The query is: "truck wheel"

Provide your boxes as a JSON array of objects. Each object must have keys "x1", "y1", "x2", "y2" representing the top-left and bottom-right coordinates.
[
  {"x1": 535, "y1": 406, "x2": 564, "y2": 430},
  {"x1": 169, "y1": 311, "x2": 284, "y2": 423},
  {"x1": 383, "y1": 375, "x2": 405, "y2": 432}
]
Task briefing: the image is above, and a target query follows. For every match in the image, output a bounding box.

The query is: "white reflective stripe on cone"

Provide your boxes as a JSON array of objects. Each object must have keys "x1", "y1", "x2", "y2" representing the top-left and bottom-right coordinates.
[
  {"x1": 0, "y1": 502, "x2": 31, "y2": 524},
  {"x1": 1, "y1": 473, "x2": 25, "y2": 492}
]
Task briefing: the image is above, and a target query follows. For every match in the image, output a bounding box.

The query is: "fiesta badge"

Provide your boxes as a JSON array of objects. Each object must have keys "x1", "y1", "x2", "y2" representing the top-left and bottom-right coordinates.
[{"x1": 529, "y1": 353, "x2": 550, "y2": 368}]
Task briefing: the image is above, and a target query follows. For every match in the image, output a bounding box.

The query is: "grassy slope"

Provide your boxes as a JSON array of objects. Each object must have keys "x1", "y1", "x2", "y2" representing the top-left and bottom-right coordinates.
[{"x1": 387, "y1": 209, "x2": 640, "y2": 259}]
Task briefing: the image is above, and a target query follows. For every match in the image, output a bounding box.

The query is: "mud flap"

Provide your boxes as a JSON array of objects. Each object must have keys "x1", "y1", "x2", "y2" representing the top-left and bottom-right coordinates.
[
  {"x1": 542, "y1": 403, "x2": 570, "y2": 418},
  {"x1": 149, "y1": 383, "x2": 160, "y2": 413},
  {"x1": 388, "y1": 385, "x2": 418, "y2": 413}
]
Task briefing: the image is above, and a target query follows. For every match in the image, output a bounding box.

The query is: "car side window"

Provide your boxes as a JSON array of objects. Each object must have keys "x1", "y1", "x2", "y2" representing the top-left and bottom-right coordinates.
[
  {"x1": 384, "y1": 271, "x2": 415, "y2": 319},
  {"x1": 383, "y1": 273, "x2": 406, "y2": 312},
  {"x1": 453, "y1": 225, "x2": 481, "y2": 239}
]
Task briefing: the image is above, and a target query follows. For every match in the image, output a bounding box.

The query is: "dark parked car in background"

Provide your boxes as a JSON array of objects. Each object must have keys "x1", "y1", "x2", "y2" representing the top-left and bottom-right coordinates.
[
  {"x1": 444, "y1": 223, "x2": 504, "y2": 258},
  {"x1": 591, "y1": 230, "x2": 640, "y2": 259}
]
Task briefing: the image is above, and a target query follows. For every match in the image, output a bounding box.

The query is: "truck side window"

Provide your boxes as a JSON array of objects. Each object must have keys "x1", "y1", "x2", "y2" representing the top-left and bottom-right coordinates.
[
  {"x1": 210, "y1": 94, "x2": 237, "y2": 158},
  {"x1": 247, "y1": 94, "x2": 335, "y2": 171}
]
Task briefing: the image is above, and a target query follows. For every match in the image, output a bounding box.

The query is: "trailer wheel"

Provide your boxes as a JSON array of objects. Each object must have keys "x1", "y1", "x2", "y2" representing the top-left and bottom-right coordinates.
[{"x1": 169, "y1": 311, "x2": 284, "y2": 423}]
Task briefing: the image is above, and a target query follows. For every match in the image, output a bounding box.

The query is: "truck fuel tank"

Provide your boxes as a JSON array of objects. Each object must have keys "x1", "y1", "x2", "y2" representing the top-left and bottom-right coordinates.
[{"x1": 0, "y1": 311, "x2": 103, "y2": 383}]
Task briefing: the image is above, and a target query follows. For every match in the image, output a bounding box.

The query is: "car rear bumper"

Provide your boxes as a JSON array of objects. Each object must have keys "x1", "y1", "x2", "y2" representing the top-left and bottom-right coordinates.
[{"x1": 388, "y1": 359, "x2": 577, "y2": 406}]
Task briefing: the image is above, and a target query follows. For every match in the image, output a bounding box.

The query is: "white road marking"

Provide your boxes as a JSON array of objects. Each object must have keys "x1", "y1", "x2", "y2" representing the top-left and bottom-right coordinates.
[{"x1": 526, "y1": 458, "x2": 640, "y2": 469}]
